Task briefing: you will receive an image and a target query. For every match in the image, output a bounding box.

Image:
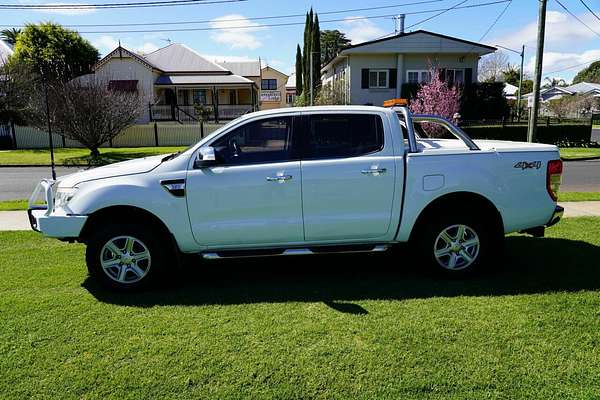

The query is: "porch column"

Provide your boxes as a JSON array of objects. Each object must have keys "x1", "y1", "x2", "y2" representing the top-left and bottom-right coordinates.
[
  {"x1": 212, "y1": 86, "x2": 219, "y2": 123},
  {"x1": 396, "y1": 53, "x2": 404, "y2": 98}
]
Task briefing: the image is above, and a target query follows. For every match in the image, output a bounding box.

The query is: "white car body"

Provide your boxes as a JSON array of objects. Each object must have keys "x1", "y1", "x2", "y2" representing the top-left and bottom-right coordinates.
[{"x1": 29, "y1": 105, "x2": 563, "y2": 257}]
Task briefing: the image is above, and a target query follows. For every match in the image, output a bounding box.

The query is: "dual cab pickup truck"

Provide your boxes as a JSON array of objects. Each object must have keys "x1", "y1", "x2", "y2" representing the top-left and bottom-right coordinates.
[{"x1": 29, "y1": 103, "x2": 564, "y2": 290}]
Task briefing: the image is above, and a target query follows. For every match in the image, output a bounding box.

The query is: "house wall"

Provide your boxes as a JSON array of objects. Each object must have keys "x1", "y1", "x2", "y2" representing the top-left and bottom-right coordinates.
[
  {"x1": 260, "y1": 67, "x2": 289, "y2": 110},
  {"x1": 95, "y1": 57, "x2": 159, "y2": 122}
]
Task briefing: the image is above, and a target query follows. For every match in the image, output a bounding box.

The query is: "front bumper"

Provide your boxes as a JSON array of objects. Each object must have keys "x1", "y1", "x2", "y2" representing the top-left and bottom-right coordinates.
[
  {"x1": 547, "y1": 205, "x2": 564, "y2": 227},
  {"x1": 28, "y1": 180, "x2": 87, "y2": 238}
]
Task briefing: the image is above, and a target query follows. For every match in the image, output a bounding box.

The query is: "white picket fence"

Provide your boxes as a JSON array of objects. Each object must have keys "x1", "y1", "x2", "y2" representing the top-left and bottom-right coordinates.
[{"x1": 12, "y1": 123, "x2": 225, "y2": 149}]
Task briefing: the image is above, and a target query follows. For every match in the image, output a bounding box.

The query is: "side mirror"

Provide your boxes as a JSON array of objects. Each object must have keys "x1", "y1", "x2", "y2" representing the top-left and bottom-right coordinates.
[{"x1": 194, "y1": 146, "x2": 219, "y2": 168}]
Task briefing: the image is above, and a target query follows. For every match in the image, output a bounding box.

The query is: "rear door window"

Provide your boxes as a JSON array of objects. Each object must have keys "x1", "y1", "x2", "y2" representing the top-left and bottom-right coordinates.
[{"x1": 304, "y1": 114, "x2": 384, "y2": 159}]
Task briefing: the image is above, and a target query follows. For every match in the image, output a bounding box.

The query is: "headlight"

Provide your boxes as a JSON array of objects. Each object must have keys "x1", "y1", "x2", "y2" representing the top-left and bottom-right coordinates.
[{"x1": 54, "y1": 187, "x2": 78, "y2": 209}]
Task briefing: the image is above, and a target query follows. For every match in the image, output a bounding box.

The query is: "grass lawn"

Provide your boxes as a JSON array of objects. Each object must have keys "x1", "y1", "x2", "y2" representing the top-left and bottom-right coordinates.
[
  {"x1": 0, "y1": 199, "x2": 28, "y2": 211},
  {"x1": 560, "y1": 147, "x2": 600, "y2": 160},
  {"x1": 1, "y1": 218, "x2": 600, "y2": 398},
  {"x1": 0, "y1": 146, "x2": 186, "y2": 166},
  {"x1": 559, "y1": 192, "x2": 600, "y2": 202}
]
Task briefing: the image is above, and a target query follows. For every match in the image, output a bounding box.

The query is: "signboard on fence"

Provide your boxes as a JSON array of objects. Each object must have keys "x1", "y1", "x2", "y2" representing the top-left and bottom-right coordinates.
[{"x1": 261, "y1": 91, "x2": 281, "y2": 102}]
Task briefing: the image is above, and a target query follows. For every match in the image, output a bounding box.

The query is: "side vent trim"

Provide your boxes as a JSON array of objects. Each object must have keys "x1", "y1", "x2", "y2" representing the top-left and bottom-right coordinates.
[{"x1": 160, "y1": 179, "x2": 186, "y2": 197}]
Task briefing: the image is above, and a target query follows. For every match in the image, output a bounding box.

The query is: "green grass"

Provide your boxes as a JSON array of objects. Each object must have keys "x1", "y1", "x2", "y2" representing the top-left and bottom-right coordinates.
[
  {"x1": 0, "y1": 199, "x2": 28, "y2": 211},
  {"x1": 560, "y1": 147, "x2": 600, "y2": 160},
  {"x1": 0, "y1": 146, "x2": 186, "y2": 166},
  {"x1": 2, "y1": 218, "x2": 600, "y2": 398},
  {"x1": 559, "y1": 192, "x2": 600, "y2": 202}
]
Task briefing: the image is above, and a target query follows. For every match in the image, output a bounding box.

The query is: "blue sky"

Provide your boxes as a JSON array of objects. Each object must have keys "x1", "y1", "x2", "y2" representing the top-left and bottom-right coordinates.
[{"x1": 2, "y1": 0, "x2": 600, "y2": 82}]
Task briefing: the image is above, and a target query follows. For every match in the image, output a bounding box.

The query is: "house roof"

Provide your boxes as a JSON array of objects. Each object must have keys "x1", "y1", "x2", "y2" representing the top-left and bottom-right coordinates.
[
  {"x1": 503, "y1": 82, "x2": 518, "y2": 96},
  {"x1": 342, "y1": 30, "x2": 497, "y2": 52},
  {"x1": 217, "y1": 60, "x2": 260, "y2": 77},
  {"x1": 94, "y1": 46, "x2": 158, "y2": 71},
  {"x1": 155, "y1": 74, "x2": 254, "y2": 85},
  {"x1": 145, "y1": 43, "x2": 229, "y2": 73},
  {"x1": 0, "y1": 39, "x2": 14, "y2": 67},
  {"x1": 261, "y1": 65, "x2": 288, "y2": 78},
  {"x1": 322, "y1": 30, "x2": 497, "y2": 72},
  {"x1": 564, "y1": 82, "x2": 600, "y2": 94},
  {"x1": 286, "y1": 73, "x2": 296, "y2": 88}
]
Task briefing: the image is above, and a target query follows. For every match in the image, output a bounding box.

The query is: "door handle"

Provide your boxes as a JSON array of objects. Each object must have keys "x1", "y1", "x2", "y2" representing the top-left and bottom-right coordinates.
[
  {"x1": 266, "y1": 174, "x2": 293, "y2": 182},
  {"x1": 361, "y1": 168, "x2": 387, "y2": 175}
]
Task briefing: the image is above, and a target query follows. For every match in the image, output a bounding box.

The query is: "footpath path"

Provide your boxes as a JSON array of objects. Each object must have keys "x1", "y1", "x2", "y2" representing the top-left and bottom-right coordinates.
[{"x1": 2, "y1": 202, "x2": 600, "y2": 231}]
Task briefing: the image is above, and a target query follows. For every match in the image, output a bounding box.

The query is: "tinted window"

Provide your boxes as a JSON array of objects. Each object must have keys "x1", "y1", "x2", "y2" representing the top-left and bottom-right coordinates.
[
  {"x1": 213, "y1": 117, "x2": 293, "y2": 165},
  {"x1": 305, "y1": 114, "x2": 384, "y2": 159}
]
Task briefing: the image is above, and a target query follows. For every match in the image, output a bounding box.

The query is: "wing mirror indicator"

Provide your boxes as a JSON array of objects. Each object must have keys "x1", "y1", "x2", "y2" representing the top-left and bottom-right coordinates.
[{"x1": 194, "y1": 146, "x2": 219, "y2": 168}]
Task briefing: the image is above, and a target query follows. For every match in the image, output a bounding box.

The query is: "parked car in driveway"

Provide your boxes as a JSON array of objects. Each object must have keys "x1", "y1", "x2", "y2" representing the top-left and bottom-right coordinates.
[{"x1": 28, "y1": 100, "x2": 564, "y2": 290}]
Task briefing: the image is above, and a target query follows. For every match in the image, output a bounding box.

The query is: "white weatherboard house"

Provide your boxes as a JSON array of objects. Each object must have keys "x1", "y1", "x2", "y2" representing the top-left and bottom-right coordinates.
[
  {"x1": 0, "y1": 39, "x2": 13, "y2": 67},
  {"x1": 91, "y1": 43, "x2": 260, "y2": 123},
  {"x1": 321, "y1": 30, "x2": 496, "y2": 106}
]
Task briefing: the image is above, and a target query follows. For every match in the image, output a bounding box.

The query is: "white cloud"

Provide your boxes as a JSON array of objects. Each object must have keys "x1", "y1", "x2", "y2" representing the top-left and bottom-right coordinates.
[
  {"x1": 136, "y1": 42, "x2": 159, "y2": 55},
  {"x1": 342, "y1": 16, "x2": 386, "y2": 44},
  {"x1": 524, "y1": 49, "x2": 600, "y2": 77},
  {"x1": 494, "y1": 11, "x2": 598, "y2": 50},
  {"x1": 92, "y1": 35, "x2": 119, "y2": 54},
  {"x1": 209, "y1": 14, "x2": 265, "y2": 50}
]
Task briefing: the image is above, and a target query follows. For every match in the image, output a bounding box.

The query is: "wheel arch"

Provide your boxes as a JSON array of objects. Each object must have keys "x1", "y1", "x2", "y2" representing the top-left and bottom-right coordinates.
[
  {"x1": 79, "y1": 205, "x2": 174, "y2": 246},
  {"x1": 408, "y1": 191, "x2": 504, "y2": 241}
]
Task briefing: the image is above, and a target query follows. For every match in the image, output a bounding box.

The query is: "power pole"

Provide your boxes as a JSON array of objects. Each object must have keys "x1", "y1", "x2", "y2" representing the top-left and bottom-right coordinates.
[
  {"x1": 517, "y1": 44, "x2": 525, "y2": 122},
  {"x1": 527, "y1": 0, "x2": 548, "y2": 143},
  {"x1": 310, "y1": 51, "x2": 313, "y2": 106}
]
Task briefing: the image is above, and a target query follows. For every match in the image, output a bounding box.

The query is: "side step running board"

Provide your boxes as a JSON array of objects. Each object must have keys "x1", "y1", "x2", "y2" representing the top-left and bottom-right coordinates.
[{"x1": 202, "y1": 244, "x2": 389, "y2": 260}]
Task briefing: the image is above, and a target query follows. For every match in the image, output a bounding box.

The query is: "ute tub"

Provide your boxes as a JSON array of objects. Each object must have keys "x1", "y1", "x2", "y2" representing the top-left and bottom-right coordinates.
[{"x1": 28, "y1": 180, "x2": 87, "y2": 238}]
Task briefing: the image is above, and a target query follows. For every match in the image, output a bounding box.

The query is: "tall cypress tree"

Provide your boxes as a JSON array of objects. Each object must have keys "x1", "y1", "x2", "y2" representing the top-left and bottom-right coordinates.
[
  {"x1": 295, "y1": 44, "x2": 303, "y2": 96},
  {"x1": 303, "y1": 9, "x2": 313, "y2": 96},
  {"x1": 311, "y1": 13, "x2": 321, "y2": 94}
]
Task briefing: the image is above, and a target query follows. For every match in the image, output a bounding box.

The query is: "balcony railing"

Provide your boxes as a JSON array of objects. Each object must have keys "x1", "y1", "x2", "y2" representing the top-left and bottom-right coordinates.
[{"x1": 150, "y1": 103, "x2": 254, "y2": 123}]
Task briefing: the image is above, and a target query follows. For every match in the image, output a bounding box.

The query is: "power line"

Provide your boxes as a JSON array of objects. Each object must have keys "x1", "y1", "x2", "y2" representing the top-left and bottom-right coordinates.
[
  {"x1": 579, "y1": 0, "x2": 600, "y2": 22},
  {"x1": 545, "y1": 59, "x2": 600, "y2": 75},
  {"x1": 404, "y1": 0, "x2": 469, "y2": 30},
  {"x1": 554, "y1": 0, "x2": 600, "y2": 38},
  {"x1": 1, "y1": 0, "x2": 447, "y2": 26},
  {"x1": 37, "y1": 0, "x2": 511, "y2": 34},
  {"x1": 477, "y1": 0, "x2": 511, "y2": 42},
  {"x1": 0, "y1": 0, "x2": 244, "y2": 10}
]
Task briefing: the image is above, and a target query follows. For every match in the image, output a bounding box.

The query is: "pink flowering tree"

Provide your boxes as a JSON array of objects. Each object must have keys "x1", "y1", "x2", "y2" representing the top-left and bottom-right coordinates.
[{"x1": 410, "y1": 65, "x2": 461, "y2": 137}]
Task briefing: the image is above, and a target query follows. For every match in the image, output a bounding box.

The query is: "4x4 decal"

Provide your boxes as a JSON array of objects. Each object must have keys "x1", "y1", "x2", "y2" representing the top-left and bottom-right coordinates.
[{"x1": 514, "y1": 161, "x2": 542, "y2": 170}]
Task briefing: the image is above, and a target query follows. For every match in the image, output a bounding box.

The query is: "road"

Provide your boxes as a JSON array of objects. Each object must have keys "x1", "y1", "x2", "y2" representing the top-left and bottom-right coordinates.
[
  {"x1": 0, "y1": 161, "x2": 598, "y2": 201},
  {"x1": 0, "y1": 166, "x2": 80, "y2": 201}
]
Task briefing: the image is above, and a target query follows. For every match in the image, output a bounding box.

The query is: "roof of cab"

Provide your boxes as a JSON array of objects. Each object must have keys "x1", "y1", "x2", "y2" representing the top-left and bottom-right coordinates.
[{"x1": 238, "y1": 105, "x2": 395, "y2": 120}]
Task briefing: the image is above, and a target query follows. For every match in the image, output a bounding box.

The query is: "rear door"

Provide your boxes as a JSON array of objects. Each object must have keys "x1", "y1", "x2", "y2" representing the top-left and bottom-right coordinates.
[{"x1": 300, "y1": 112, "x2": 397, "y2": 242}]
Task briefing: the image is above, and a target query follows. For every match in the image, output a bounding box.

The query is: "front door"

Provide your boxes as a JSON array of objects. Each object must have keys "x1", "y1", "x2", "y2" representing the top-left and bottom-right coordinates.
[
  {"x1": 300, "y1": 113, "x2": 397, "y2": 242},
  {"x1": 187, "y1": 116, "x2": 303, "y2": 248}
]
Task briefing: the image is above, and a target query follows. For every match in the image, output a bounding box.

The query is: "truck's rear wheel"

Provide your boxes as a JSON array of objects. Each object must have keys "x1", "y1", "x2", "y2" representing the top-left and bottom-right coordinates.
[
  {"x1": 86, "y1": 224, "x2": 168, "y2": 290},
  {"x1": 416, "y1": 213, "x2": 493, "y2": 277}
]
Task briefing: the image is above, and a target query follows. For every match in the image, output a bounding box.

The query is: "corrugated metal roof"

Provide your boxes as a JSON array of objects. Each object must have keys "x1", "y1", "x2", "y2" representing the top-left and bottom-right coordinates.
[
  {"x1": 286, "y1": 73, "x2": 296, "y2": 88},
  {"x1": 565, "y1": 82, "x2": 600, "y2": 93},
  {"x1": 217, "y1": 61, "x2": 260, "y2": 77},
  {"x1": 155, "y1": 74, "x2": 254, "y2": 85},
  {"x1": 145, "y1": 44, "x2": 228, "y2": 73},
  {"x1": 0, "y1": 40, "x2": 14, "y2": 67}
]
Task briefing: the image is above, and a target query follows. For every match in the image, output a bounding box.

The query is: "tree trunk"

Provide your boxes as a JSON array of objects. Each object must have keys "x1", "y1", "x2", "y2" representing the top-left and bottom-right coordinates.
[{"x1": 90, "y1": 147, "x2": 100, "y2": 157}]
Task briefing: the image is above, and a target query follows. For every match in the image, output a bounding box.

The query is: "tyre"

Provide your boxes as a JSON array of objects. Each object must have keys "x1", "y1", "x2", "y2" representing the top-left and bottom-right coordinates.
[
  {"x1": 415, "y1": 212, "x2": 495, "y2": 277},
  {"x1": 85, "y1": 223, "x2": 170, "y2": 290}
]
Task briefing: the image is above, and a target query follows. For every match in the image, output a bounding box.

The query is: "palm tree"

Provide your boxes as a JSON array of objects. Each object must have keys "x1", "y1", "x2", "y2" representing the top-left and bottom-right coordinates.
[
  {"x1": 1, "y1": 28, "x2": 21, "y2": 46},
  {"x1": 543, "y1": 76, "x2": 567, "y2": 88}
]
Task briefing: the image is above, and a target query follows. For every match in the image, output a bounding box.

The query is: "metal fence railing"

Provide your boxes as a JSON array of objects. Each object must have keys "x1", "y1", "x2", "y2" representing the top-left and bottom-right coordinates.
[{"x1": 10, "y1": 122, "x2": 226, "y2": 149}]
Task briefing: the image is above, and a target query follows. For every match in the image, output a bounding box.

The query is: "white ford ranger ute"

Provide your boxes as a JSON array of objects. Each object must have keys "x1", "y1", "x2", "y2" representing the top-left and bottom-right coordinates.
[{"x1": 28, "y1": 103, "x2": 564, "y2": 290}]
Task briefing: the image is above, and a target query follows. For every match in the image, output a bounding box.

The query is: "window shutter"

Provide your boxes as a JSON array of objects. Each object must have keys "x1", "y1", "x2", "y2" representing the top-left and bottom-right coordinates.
[
  {"x1": 464, "y1": 68, "x2": 473, "y2": 84},
  {"x1": 389, "y1": 69, "x2": 397, "y2": 89},
  {"x1": 439, "y1": 68, "x2": 446, "y2": 82},
  {"x1": 361, "y1": 69, "x2": 369, "y2": 89}
]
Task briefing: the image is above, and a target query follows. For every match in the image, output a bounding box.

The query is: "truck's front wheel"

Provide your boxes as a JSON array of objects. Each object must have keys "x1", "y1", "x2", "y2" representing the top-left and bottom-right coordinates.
[
  {"x1": 416, "y1": 214, "x2": 493, "y2": 277},
  {"x1": 86, "y1": 224, "x2": 168, "y2": 290}
]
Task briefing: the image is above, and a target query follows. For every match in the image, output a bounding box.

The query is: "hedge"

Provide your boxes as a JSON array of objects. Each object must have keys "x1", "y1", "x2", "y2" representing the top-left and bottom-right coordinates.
[{"x1": 462, "y1": 124, "x2": 591, "y2": 145}]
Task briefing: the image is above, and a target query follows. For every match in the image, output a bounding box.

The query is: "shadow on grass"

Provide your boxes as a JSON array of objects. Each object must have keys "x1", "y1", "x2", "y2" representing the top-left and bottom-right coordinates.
[{"x1": 84, "y1": 236, "x2": 600, "y2": 309}]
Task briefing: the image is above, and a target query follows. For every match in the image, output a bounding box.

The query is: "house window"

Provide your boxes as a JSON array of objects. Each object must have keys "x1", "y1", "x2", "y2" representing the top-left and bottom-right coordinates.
[
  {"x1": 447, "y1": 69, "x2": 465, "y2": 85},
  {"x1": 192, "y1": 89, "x2": 207, "y2": 105},
  {"x1": 406, "y1": 70, "x2": 431, "y2": 84},
  {"x1": 368, "y1": 70, "x2": 388, "y2": 88},
  {"x1": 229, "y1": 90, "x2": 237, "y2": 105},
  {"x1": 286, "y1": 93, "x2": 296, "y2": 104},
  {"x1": 261, "y1": 79, "x2": 277, "y2": 90}
]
